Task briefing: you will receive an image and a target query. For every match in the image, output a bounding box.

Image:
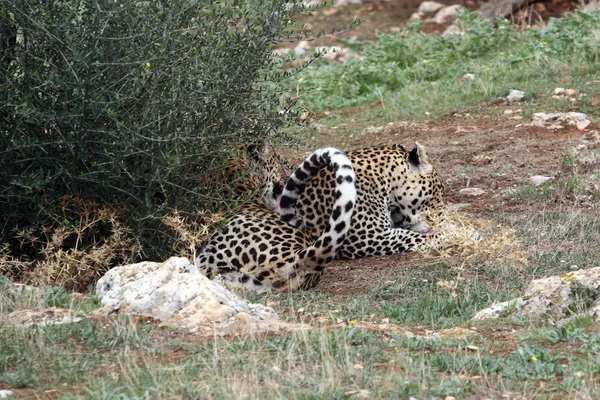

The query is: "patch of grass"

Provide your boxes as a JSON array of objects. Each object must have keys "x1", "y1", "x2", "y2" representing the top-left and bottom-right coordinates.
[
  {"x1": 289, "y1": 10, "x2": 600, "y2": 120},
  {"x1": 0, "y1": 317, "x2": 151, "y2": 389},
  {"x1": 0, "y1": 279, "x2": 102, "y2": 315}
]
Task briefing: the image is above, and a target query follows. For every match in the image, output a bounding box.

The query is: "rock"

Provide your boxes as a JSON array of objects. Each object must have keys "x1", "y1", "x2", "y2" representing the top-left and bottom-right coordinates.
[
  {"x1": 418, "y1": 1, "x2": 445, "y2": 16},
  {"x1": 0, "y1": 391, "x2": 14, "y2": 399},
  {"x1": 6, "y1": 308, "x2": 83, "y2": 327},
  {"x1": 432, "y1": 5, "x2": 465, "y2": 24},
  {"x1": 507, "y1": 89, "x2": 525, "y2": 103},
  {"x1": 529, "y1": 175, "x2": 552, "y2": 186},
  {"x1": 409, "y1": 11, "x2": 424, "y2": 21},
  {"x1": 361, "y1": 125, "x2": 383, "y2": 135},
  {"x1": 577, "y1": 119, "x2": 591, "y2": 131},
  {"x1": 554, "y1": 87, "x2": 565, "y2": 95},
  {"x1": 581, "y1": 131, "x2": 600, "y2": 146},
  {"x1": 565, "y1": 88, "x2": 578, "y2": 96},
  {"x1": 293, "y1": 40, "x2": 311, "y2": 56},
  {"x1": 462, "y1": 73, "x2": 475, "y2": 81},
  {"x1": 583, "y1": 0, "x2": 599, "y2": 13},
  {"x1": 459, "y1": 188, "x2": 485, "y2": 197},
  {"x1": 96, "y1": 257, "x2": 305, "y2": 335},
  {"x1": 473, "y1": 267, "x2": 600, "y2": 323},
  {"x1": 442, "y1": 24, "x2": 463, "y2": 36},
  {"x1": 531, "y1": 112, "x2": 591, "y2": 131}
]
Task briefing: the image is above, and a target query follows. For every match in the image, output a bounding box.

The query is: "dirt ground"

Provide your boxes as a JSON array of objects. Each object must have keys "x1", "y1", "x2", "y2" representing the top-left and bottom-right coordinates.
[
  {"x1": 296, "y1": 109, "x2": 595, "y2": 296},
  {"x1": 277, "y1": 0, "x2": 597, "y2": 297}
]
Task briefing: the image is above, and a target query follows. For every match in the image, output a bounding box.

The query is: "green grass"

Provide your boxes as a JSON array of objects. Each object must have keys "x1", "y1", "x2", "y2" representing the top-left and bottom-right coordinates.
[{"x1": 288, "y1": 10, "x2": 600, "y2": 122}]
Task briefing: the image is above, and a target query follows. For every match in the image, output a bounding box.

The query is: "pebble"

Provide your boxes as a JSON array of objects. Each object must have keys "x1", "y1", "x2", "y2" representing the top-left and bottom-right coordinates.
[
  {"x1": 507, "y1": 89, "x2": 525, "y2": 103},
  {"x1": 529, "y1": 175, "x2": 552, "y2": 186},
  {"x1": 459, "y1": 188, "x2": 485, "y2": 196}
]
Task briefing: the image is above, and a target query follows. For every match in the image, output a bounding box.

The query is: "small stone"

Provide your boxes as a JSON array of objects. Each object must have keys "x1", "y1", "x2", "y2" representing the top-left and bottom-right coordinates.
[
  {"x1": 361, "y1": 126, "x2": 382, "y2": 135},
  {"x1": 554, "y1": 87, "x2": 566, "y2": 95},
  {"x1": 443, "y1": 24, "x2": 463, "y2": 36},
  {"x1": 552, "y1": 95, "x2": 563, "y2": 99},
  {"x1": 529, "y1": 175, "x2": 552, "y2": 186},
  {"x1": 381, "y1": 317, "x2": 390, "y2": 324},
  {"x1": 574, "y1": 371, "x2": 585, "y2": 378},
  {"x1": 418, "y1": 1, "x2": 445, "y2": 15},
  {"x1": 466, "y1": 345, "x2": 480, "y2": 351},
  {"x1": 577, "y1": 119, "x2": 591, "y2": 130},
  {"x1": 570, "y1": 97, "x2": 577, "y2": 103},
  {"x1": 462, "y1": 73, "x2": 475, "y2": 81},
  {"x1": 409, "y1": 11, "x2": 424, "y2": 21},
  {"x1": 565, "y1": 88, "x2": 578, "y2": 96},
  {"x1": 459, "y1": 188, "x2": 485, "y2": 197},
  {"x1": 357, "y1": 389, "x2": 371, "y2": 399},
  {"x1": 445, "y1": 397, "x2": 457, "y2": 400},
  {"x1": 507, "y1": 89, "x2": 525, "y2": 103},
  {"x1": 271, "y1": 366, "x2": 281, "y2": 372},
  {"x1": 511, "y1": 116, "x2": 523, "y2": 120},
  {"x1": 353, "y1": 363, "x2": 364, "y2": 371},
  {"x1": 0, "y1": 391, "x2": 13, "y2": 399},
  {"x1": 432, "y1": 5, "x2": 465, "y2": 24},
  {"x1": 503, "y1": 109, "x2": 514, "y2": 115}
]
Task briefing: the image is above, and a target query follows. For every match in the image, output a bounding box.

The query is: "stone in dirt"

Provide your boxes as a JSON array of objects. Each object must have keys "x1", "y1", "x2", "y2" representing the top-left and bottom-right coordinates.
[
  {"x1": 418, "y1": 1, "x2": 445, "y2": 16},
  {"x1": 531, "y1": 112, "x2": 591, "y2": 131},
  {"x1": 0, "y1": 391, "x2": 14, "y2": 398},
  {"x1": 528, "y1": 175, "x2": 552, "y2": 186},
  {"x1": 6, "y1": 308, "x2": 83, "y2": 327},
  {"x1": 459, "y1": 187, "x2": 485, "y2": 197},
  {"x1": 462, "y1": 73, "x2": 475, "y2": 81},
  {"x1": 473, "y1": 267, "x2": 600, "y2": 324},
  {"x1": 506, "y1": 89, "x2": 525, "y2": 103},
  {"x1": 432, "y1": 5, "x2": 466, "y2": 24},
  {"x1": 96, "y1": 257, "x2": 306, "y2": 335}
]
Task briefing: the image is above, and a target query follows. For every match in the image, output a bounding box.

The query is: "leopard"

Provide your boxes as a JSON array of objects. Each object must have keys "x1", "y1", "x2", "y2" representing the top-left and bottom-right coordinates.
[
  {"x1": 279, "y1": 142, "x2": 444, "y2": 259},
  {"x1": 195, "y1": 147, "x2": 357, "y2": 293},
  {"x1": 202, "y1": 139, "x2": 291, "y2": 211}
]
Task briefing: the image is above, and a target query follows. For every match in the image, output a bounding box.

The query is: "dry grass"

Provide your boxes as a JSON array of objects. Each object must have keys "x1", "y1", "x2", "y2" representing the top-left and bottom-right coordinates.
[
  {"x1": 423, "y1": 211, "x2": 527, "y2": 265},
  {"x1": 0, "y1": 197, "x2": 139, "y2": 292},
  {"x1": 162, "y1": 209, "x2": 224, "y2": 261}
]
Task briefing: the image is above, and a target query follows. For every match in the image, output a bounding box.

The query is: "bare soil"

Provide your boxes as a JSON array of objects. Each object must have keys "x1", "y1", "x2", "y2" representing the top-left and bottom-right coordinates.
[{"x1": 298, "y1": 109, "x2": 594, "y2": 296}]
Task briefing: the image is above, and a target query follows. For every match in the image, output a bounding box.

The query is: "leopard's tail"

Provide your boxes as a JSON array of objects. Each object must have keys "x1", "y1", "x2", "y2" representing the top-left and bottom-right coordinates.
[{"x1": 274, "y1": 148, "x2": 356, "y2": 290}]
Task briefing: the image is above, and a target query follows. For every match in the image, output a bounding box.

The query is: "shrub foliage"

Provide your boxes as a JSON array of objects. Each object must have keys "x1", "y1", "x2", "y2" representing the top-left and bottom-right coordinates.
[{"x1": 0, "y1": 0, "x2": 322, "y2": 259}]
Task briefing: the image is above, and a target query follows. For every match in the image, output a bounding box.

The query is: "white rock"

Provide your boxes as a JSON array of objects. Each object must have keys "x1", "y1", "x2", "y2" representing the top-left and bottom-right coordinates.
[
  {"x1": 409, "y1": 11, "x2": 424, "y2": 21},
  {"x1": 442, "y1": 24, "x2": 463, "y2": 36},
  {"x1": 6, "y1": 308, "x2": 83, "y2": 327},
  {"x1": 0, "y1": 391, "x2": 13, "y2": 399},
  {"x1": 459, "y1": 188, "x2": 485, "y2": 196},
  {"x1": 293, "y1": 40, "x2": 311, "y2": 56},
  {"x1": 96, "y1": 257, "x2": 304, "y2": 335},
  {"x1": 473, "y1": 267, "x2": 600, "y2": 323},
  {"x1": 432, "y1": 5, "x2": 465, "y2": 24},
  {"x1": 418, "y1": 1, "x2": 445, "y2": 16},
  {"x1": 529, "y1": 175, "x2": 552, "y2": 186},
  {"x1": 361, "y1": 126, "x2": 383, "y2": 135},
  {"x1": 462, "y1": 73, "x2": 475, "y2": 81},
  {"x1": 577, "y1": 119, "x2": 591, "y2": 131},
  {"x1": 554, "y1": 87, "x2": 566, "y2": 95},
  {"x1": 531, "y1": 112, "x2": 591, "y2": 130},
  {"x1": 507, "y1": 89, "x2": 525, "y2": 103}
]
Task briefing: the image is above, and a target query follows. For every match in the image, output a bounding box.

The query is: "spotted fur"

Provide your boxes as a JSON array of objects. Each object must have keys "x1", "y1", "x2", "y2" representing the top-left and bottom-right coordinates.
[
  {"x1": 202, "y1": 139, "x2": 291, "y2": 210},
  {"x1": 286, "y1": 142, "x2": 444, "y2": 259},
  {"x1": 195, "y1": 148, "x2": 356, "y2": 293}
]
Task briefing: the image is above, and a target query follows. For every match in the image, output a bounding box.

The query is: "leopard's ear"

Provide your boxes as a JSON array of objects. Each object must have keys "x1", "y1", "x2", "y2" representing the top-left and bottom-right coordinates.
[{"x1": 408, "y1": 142, "x2": 433, "y2": 174}]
